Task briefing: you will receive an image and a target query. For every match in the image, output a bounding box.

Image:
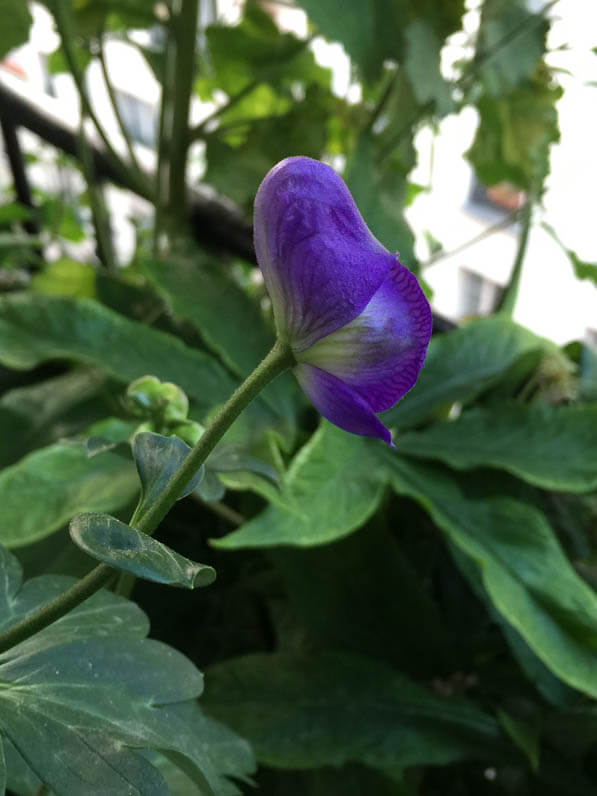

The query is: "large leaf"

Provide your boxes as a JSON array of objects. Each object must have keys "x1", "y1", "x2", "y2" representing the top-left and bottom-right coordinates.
[
  {"x1": 0, "y1": 442, "x2": 138, "y2": 548},
  {"x1": 202, "y1": 652, "x2": 504, "y2": 770},
  {"x1": 214, "y1": 422, "x2": 386, "y2": 549},
  {"x1": 475, "y1": 0, "x2": 548, "y2": 96},
  {"x1": 0, "y1": 293, "x2": 236, "y2": 416},
  {"x1": 70, "y1": 513, "x2": 216, "y2": 588},
  {"x1": 383, "y1": 315, "x2": 550, "y2": 429},
  {"x1": 398, "y1": 403, "x2": 597, "y2": 492},
  {"x1": 0, "y1": 0, "x2": 33, "y2": 60},
  {"x1": 0, "y1": 545, "x2": 254, "y2": 795},
  {"x1": 385, "y1": 454, "x2": 597, "y2": 699},
  {"x1": 404, "y1": 20, "x2": 452, "y2": 115},
  {"x1": 141, "y1": 256, "x2": 297, "y2": 423}
]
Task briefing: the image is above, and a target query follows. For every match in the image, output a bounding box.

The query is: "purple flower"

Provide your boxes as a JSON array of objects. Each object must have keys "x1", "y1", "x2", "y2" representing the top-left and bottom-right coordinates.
[{"x1": 254, "y1": 156, "x2": 432, "y2": 445}]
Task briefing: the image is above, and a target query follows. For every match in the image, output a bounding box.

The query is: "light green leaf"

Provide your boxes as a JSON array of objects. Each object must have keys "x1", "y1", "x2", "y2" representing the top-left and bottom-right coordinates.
[
  {"x1": 132, "y1": 431, "x2": 204, "y2": 515},
  {"x1": 0, "y1": 443, "x2": 138, "y2": 548},
  {"x1": 32, "y1": 258, "x2": 96, "y2": 298},
  {"x1": 70, "y1": 513, "x2": 216, "y2": 588},
  {"x1": 141, "y1": 255, "x2": 297, "y2": 423},
  {"x1": 385, "y1": 454, "x2": 597, "y2": 699},
  {"x1": 398, "y1": 403, "x2": 597, "y2": 492},
  {"x1": 0, "y1": 0, "x2": 32, "y2": 59},
  {"x1": 202, "y1": 652, "x2": 504, "y2": 770},
  {"x1": 0, "y1": 293, "x2": 236, "y2": 416},
  {"x1": 214, "y1": 422, "x2": 386, "y2": 549},
  {"x1": 404, "y1": 20, "x2": 452, "y2": 114},
  {"x1": 383, "y1": 315, "x2": 551, "y2": 429}
]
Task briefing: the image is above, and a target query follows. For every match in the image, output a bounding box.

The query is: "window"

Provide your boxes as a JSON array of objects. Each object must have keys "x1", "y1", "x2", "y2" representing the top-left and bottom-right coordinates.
[
  {"x1": 459, "y1": 268, "x2": 504, "y2": 317},
  {"x1": 115, "y1": 91, "x2": 157, "y2": 148}
]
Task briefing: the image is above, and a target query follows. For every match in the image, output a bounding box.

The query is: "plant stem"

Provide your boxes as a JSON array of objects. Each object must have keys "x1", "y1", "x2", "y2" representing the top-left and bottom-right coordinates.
[
  {"x1": 497, "y1": 201, "x2": 533, "y2": 317},
  {"x1": 0, "y1": 340, "x2": 294, "y2": 655}
]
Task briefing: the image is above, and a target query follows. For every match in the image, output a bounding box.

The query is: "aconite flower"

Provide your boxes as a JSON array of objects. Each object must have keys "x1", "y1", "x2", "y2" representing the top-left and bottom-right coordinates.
[{"x1": 254, "y1": 156, "x2": 432, "y2": 445}]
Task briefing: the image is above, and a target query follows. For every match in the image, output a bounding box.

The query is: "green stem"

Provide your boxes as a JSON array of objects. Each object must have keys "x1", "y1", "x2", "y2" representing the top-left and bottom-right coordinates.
[
  {"x1": 0, "y1": 340, "x2": 294, "y2": 655},
  {"x1": 497, "y1": 201, "x2": 533, "y2": 317},
  {"x1": 189, "y1": 79, "x2": 260, "y2": 141},
  {"x1": 167, "y1": 0, "x2": 200, "y2": 213}
]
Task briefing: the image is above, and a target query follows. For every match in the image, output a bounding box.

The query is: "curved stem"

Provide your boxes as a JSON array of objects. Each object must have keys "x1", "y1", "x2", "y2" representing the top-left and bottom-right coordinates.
[
  {"x1": 497, "y1": 201, "x2": 533, "y2": 317},
  {"x1": 0, "y1": 340, "x2": 294, "y2": 655}
]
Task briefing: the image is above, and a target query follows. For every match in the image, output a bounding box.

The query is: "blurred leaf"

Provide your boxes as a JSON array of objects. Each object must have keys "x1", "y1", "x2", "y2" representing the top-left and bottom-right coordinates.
[
  {"x1": 565, "y1": 249, "x2": 597, "y2": 285},
  {"x1": 47, "y1": 41, "x2": 92, "y2": 75},
  {"x1": 398, "y1": 404, "x2": 597, "y2": 492},
  {"x1": 40, "y1": 198, "x2": 86, "y2": 242},
  {"x1": 345, "y1": 133, "x2": 416, "y2": 264},
  {"x1": 0, "y1": 442, "x2": 138, "y2": 548},
  {"x1": 0, "y1": 543, "x2": 253, "y2": 795},
  {"x1": 132, "y1": 431, "x2": 204, "y2": 515},
  {"x1": 32, "y1": 258, "x2": 96, "y2": 298},
  {"x1": 497, "y1": 709, "x2": 539, "y2": 771},
  {"x1": 475, "y1": 0, "x2": 548, "y2": 96},
  {"x1": 0, "y1": 0, "x2": 33, "y2": 59},
  {"x1": 383, "y1": 315, "x2": 551, "y2": 429},
  {"x1": 0, "y1": 202, "x2": 33, "y2": 225},
  {"x1": 296, "y1": 0, "x2": 464, "y2": 83},
  {"x1": 0, "y1": 293, "x2": 238, "y2": 416},
  {"x1": 141, "y1": 255, "x2": 297, "y2": 423},
  {"x1": 467, "y1": 72, "x2": 561, "y2": 190},
  {"x1": 404, "y1": 20, "x2": 453, "y2": 115},
  {"x1": 70, "y1": 512, "x2": 216, "y2": 588},
  {"x1": 203, "y1": 85, "x2": 332, "y2": 207},
  {"x1": 214, "y1": 421, "x2": 386, "y2": 549},
  {"x1": 202, "y1": 652, "x2": 504, "y2": 770},
  {"x1": 385, "y1": 455, "x2": 597, "y2": 699}
]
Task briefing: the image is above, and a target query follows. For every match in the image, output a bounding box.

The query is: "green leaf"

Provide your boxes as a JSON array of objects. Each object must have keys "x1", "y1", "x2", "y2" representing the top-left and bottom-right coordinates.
[
  {"x1": 566, "y1": 249, "x2": 597, "y2": 286},
  {"x1": 383, "y1": 315, "x2": 550, "y2": 429},
  {"x1": 0, "y1": 0, "x2": 33, "y2": 59},
  {"x1": 141, "y1": 255, "x2": 297, "y2": 423},
  {"x1": 0, "y1": 293, "x2": 237, "y2": 416},
  {"x1": 385, "y1": 455, "x2": 597, "y2": 699},
  {"x1": 296, "y1": 0, "x2": 464, "y2": 83},
  {"x1": 0, "y1": 443, "x2": 138, "y2": 548},
  {"x1": 398, "y1": 403, "x2": 597, "y2": 492},
  {"x1": 70, "y1": 513, "x2": 216, "y2": 588},
  {"x1": 497, "y1": 709, "x2": 539, "y2": 771},
  {"x1": 404, "y1": 20, "x2": 452, "y2": 115},
  {"x1": 476, "y1": 0, "x2": 548, "y2": 96},
  {"x1": 132, "y1": 431, "x2": 204, "y2": 515},
  {"x1": 466, "y1": 72, "x2": 561, "y2": 190},
  {"x1": 214, "y1": 422, "x2": 386, "y2": 549},
  {"x1": 0, "y1": 544, "x2": 253, "y2": 795},
  {"x1": 202, "y1": 652, "x2": 504, "y2": 770},
  {"x1": 32, "y1": 258, "x2": 96, "y2": 298}
]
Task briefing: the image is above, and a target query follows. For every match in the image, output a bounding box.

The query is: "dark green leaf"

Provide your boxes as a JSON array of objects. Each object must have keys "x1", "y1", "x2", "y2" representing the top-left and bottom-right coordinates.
[
  {"x1": 0, "y1": 442, "x2": 138, "y2": 548},
  {"x1": 132, "y1": 431, "x2": 204, "y2": 515},
  {"x1": 383, "y1": 315, "x2": 551, "y2": 429},
  {"x1": 0, "y1": 0, "x2": 33, "y2": 60},
  {"x1": 141, "y1": 255, "x2": 297, "y2": 423},
  {"x1": 70, "y1": 512, "x2": 216, "y2": 588},
  {"x1": 404, "y1": 20, "x2": 452, "y2": 114},
  {"x1": 214, "y1": 422, "x2": 386, "y2": 549},
  {"x1": 385, "y1": 454, "x2": 597, "y2": 698},
  {"x1": 476, "y1": 0, "x2": 548, "y2": 96},
  {"x1": 398, "y1": 403, "x2": 597, "y2": 492},
  {"x1": 0, "y1": 293, "x2": 236, "y2": 416},
  {"x1": 202, "y1": 652, "x2": 504, "y2": 770},
  {"x1": 566, "y1": 249, "x2": 597, "y2": 285}
]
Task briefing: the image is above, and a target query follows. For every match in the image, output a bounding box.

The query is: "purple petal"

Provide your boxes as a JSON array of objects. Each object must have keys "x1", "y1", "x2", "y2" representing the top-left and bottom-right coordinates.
[
  {"x1": 297, "y1": 261, "x2": 432, "y2": 412},
  {"x1": 254, "y1": 156, "x2": 393, "y2": 352},
  {"x1": 294, "y1": 363, "x2": 393, "y2": 445}
]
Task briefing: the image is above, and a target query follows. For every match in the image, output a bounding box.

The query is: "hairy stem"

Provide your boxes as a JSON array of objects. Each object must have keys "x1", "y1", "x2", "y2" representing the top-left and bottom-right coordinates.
[{"x1": 0, "y1": 340, "x2": 294, "y2": 655}]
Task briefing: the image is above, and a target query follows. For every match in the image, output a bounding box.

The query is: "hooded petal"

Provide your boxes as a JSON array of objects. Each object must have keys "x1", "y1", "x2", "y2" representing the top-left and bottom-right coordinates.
[
  {"x1": 297, "y1": 261, "x2": 432, "y2": 412},
  {"x1": 254, "y1": 156, "x2": 393, "y2": 352},
  {"x1": 294, "y1": 363, "x2": 393, "y2": 445}
]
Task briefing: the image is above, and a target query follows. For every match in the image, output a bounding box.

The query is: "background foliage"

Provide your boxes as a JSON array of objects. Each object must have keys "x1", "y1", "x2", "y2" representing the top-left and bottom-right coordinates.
[{"x1": 1, "y1": 0, "x2": 597, "y2": 793}]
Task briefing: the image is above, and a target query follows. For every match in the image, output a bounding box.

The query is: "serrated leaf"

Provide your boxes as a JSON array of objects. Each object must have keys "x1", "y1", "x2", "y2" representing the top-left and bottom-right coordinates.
[
  {"x1": 398, "y1": 403, "x2": 597, "y2": 492},
  {"x1": 0, "y1": 293, "x2": 236, "y2": 416},
  {"x1": 70, "y1": 513, "x2": 216, "y2": 588},
  {"x1": 383, "y1": 315, "x2": 552, "y2": 429},
  {"x1": 214, "y1": 422, "x2": 386, "y2": 549},
  {"x1": 0, "y1": 442, "x2": 138, "y2": 548},
  {"x1": 385, "y1": 454, "x2": 597, "y2": 699},
  {"x1": 202, "y1": 652, "x2": 504, "y2": 770},
  {"x1": 132, "y1": 432, "x2": 204, "y2": 516}
]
